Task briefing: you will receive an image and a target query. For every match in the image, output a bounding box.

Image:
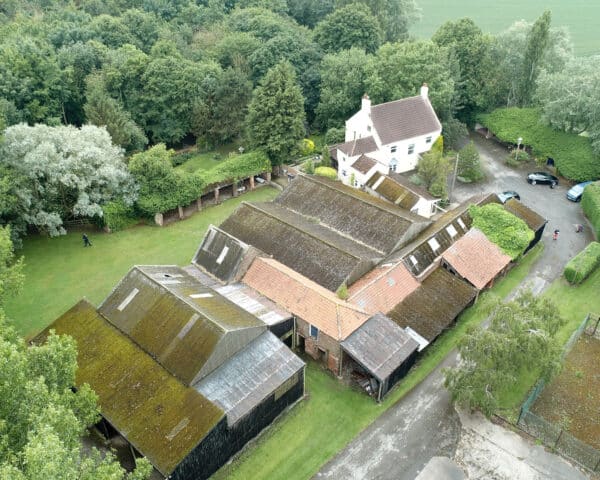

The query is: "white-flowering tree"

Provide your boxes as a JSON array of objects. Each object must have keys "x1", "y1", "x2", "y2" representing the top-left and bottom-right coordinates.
[{"x1": 1, "y1": 124, "x2": 137, "y2": 236}]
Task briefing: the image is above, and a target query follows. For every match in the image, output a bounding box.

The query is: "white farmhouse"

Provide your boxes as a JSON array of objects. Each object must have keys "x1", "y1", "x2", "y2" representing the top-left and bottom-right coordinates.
[{"x1": 334, "y1": 84, "x2": 442, "y2": 186}]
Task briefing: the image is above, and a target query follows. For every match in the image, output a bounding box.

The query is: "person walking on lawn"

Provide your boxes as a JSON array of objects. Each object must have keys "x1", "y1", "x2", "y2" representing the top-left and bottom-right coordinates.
[{"x1": 82, "y1": 233, "x2": 92, "y2": 247}]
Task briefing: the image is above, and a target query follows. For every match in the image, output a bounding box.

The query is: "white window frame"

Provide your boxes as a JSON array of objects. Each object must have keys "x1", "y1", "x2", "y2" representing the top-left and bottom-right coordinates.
[
  {"x1": 390, "y1": 145, "x2": 397, "y2": 153},
  {"x1": 457, "y1": 217, "x2": 466, "y2": 230},
  {"x1": 426, "y1": 136, "x2": 432, "y2": 144},
  {"x1": 446, "y1": 224, "x2": 458, "y2": 238},
  {"x1": 408, "y1": 144, "x2": 415, "y2": 155},
  {"x1": 428, "y1": 237, "x2": 441, "y2": 252}
]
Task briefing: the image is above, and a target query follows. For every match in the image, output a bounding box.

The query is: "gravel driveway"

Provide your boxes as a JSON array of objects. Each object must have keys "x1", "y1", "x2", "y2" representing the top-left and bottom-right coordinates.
[{"x1": 315, "y1": 134, "x2": 594, "y2": 480}]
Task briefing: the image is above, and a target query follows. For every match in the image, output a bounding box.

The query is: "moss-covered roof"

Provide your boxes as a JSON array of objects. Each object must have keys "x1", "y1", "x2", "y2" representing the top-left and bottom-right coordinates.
[
  {"x1": 220, "y1": 202, "x2": 380, "y2": 291},
  {"x1": 388, "y1": 268, "x2": 477, "y2": 341},
  {"x1": 372, "y1": 175, "x2": 421, "y2": 210},
  {"x1": 503, "y1": 198, "x2": 547, "y2": 231},
  {"x1": 275, "y1": 175, "x2": 430, "y2": 254},
  {"x1": 40, "y1": 300, "x2": 224, "y2": 476},
  {"x1": 99, "y1": 266, "x2": 265, "y2": 385}
]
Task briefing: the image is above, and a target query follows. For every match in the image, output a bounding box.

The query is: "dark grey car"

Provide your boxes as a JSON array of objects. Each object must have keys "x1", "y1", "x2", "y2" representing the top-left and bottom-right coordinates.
[{"x1": 527, "y1": 172, "x2": 558, "y2": 188}]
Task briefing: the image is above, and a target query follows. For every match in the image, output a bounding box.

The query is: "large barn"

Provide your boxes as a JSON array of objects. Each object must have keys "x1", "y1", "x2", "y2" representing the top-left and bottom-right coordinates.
[{"x1": 37, "y1": 265, "x2": 305, "y2": 480}]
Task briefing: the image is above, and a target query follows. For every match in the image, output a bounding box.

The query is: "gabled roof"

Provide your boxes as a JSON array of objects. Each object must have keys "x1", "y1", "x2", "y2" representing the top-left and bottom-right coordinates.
[
  {"x1": 275, "y1": 175, "x2": 430, "y2": 254},
  {"x1": 336, "y1": 136, "x2": 378, "y2": 157},
  {"x1": 243, "y1": 257, "x2": 370, "y2": 340},
  {"x1": 38, "y1": 300, "x2": 224, "y2": 477},
  {"x1": 99, "y1": 266, "x2": 266, "y2": 385},
  {"x1": 442, "y1": 228, "x2": 512, "y2": 290},
  {"x1": 220, "y1": 201, "x2": 381, "y2": 291},
  {"x1": 351, "y1": 154, "x2": 378, "y2": 174},
  {"x1": 348, "y1": 261, "x2": 420, "y2": 315},
  {"x1": 503, "y1": 198, "x2": 547, "y2": 231},
  {"x1": 196, "y1": 331, "x2": 304, "y2": 425},
  {"x1": 388, "y1": 268, "x2": 477, "y2": 342},
  {"x1": 341, "y1": 313, "x2": 419, "y2": 382},
  {"x1": 192, "y1": 225, "x2": 259, "y2": 283},
  {"x1": 371, "y1": 95, "x2": 442, "y2": 145}
]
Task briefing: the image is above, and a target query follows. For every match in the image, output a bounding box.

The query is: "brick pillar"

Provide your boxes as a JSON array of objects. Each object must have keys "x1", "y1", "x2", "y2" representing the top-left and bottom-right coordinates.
[
  {"x1": 232, "y1": 183, "x2": 238, "y2": 197},
  {"x1": 154, "y1": 212, "x2": 164, "y2": 226},
  {"x1": 249, "y1": 176, "x2": 255, "y2": 190},
  {"x1": 266, "y1": 172, "x2": 271, "y2": 182},
  {"x1": 196, "y1": 197, "x2": 202, "y2": 211},
  {"x1": 214, "y1": 187, "x2": 220, "y2": 203},
  {"x1": 177, "y1": 205, "x2": 184, "y2": 219}
]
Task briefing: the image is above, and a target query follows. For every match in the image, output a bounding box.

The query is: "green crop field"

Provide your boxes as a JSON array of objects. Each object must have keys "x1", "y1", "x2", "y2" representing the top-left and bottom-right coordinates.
[{"x1": 410, "y1": 0, "x2": 600, "y2": 56}]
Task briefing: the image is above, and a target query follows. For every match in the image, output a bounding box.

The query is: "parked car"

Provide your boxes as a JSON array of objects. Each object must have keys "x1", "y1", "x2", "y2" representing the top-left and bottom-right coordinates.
[
  {"x1": 566, "y1": 181, "x2": 594, "y2": 202},
  {"x1": 527, "y1": 172, "x2": 558, "y2": 188},
  {"x1": 497, "y1": 191, "x2": 521, "y2": 204}
]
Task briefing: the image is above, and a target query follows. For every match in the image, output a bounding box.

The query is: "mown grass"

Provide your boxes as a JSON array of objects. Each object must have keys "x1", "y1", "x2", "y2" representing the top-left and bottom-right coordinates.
[
  {"x1": 410, "y1": 0, "x2": 600, "y2": 56},
  {"x1": 175, "y1": 141, "x2": 242, "y2": 173},
  {"x1": 4, "y1": 187, "x2": 279, "y2": 338},
  {"x1": 213, "y1": 244, "x2": 543, "y2": 480}
]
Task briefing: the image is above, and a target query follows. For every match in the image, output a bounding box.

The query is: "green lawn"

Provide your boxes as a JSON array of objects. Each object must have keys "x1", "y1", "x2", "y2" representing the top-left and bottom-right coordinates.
[
  {"x1": 410, "y1": 0, "x2": 600, "y2": 56},
  {"x1": 175, "y1": 141, "x2": 242, "y2": 173},
  {"x1": 213, "y1": 244, "x2": 543, "y2": 480},
  {"x1": 4, "y1": 187, "x2": 279, "y2": 338}
]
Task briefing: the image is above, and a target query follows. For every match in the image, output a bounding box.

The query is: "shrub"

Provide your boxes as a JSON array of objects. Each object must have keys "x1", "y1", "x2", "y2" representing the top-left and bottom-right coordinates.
[
  {"x1": 315, "y1": 166, "x2": 337, "y2": 179},
  {"x1": 303, "y1": 160, "x2": 315, "y2": 174},
  {"x1": 441, "y1": 118, "x2": 467, "y2": 151},
  {"x1": 582, "y1": 182, "x2": 600, "y2": 238},
  {"x1": 320, "y1": 146, "x2": 331, "y2": 167},
  {"x1": 199, "y1": 150, "x2": 271, "y2": 188},
  {"x1": 324, "y1": 127, "x2": 345, "y2": 145},
  {"x1": 469, "y1": 203, "x2": 534, "y2": 260},
  {"x1": 171, "y1": 150, "x2": 196, "y2": 167},
  {"x1": 100, "y1": 200, "x2": 138, "y2": 232},
  {"x1": 457, "y1": 141, "x2": 485, "y2": 182},
  {"x1": 478, "y1": 108, "x2": 600, "y2": 181},
  {"x1": 299, "y1": 138, "x2": 315, "y2": 156},
  {"x1": 564, "y1": 242, "x2": 600, "y2": 284}
]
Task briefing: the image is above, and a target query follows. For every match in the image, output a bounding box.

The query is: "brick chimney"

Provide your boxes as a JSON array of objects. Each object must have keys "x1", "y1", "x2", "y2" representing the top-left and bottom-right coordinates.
[
  {"x1": 361, "y1": 93, "x2": 371, "y2": 112},
  {"x1": 420, "y1": 83, "x2": 429, "y2": 99}
]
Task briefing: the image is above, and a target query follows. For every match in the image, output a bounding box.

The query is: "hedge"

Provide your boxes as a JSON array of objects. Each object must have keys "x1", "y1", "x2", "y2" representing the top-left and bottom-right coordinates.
[
  {"x1": 314, "y1": 166, "x2": 337, "y2": 180},
  {"x1": 100, "y1": 200, "x2": 138, "y2": 232},
  {"x1": 564, "y1": 242, "x2": 600, "y2": 284},
  {"x1": 582, "y1": 182, "x2": 600, "y2": 239},
  {"x1": 478, "y1": 108, "x2": 600, "y2": 182},
  {"x1": 199, "y1": 151, "x2": 271, "y2": 190}
]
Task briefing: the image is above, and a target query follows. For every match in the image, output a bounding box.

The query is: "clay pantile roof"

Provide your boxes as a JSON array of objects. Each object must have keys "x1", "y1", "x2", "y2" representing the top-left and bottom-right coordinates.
[
  {"x1": 503, "y1": 198, "x2": 547, "y2": 231},
  {"x1": 442, "y1": 228, "x2": 512, "y2": 290},
  {"x1": 351, "y1": 154, "x2": 378, "y2": 174},
  {"x1": 348, "y1": 261, "x2": 420, "y2": 315},
  {"x1": 388, "y1": 267, "x2": 477, "y2": 342},
  {"x1": 371, "y1": 95, "x2": 441, "y2": 145},
  {"x1": 243, "y1": 257, "x2": 370, "y2": 340},
  {"x1": 336, "y1": 136, "x2": 378, "y2": 157},
  {"x1": 275, "y1": 175, "x2": 430, "y2": 254},
  {"x1": 341, "y1": 313, "x2": 419, "y2": 381},
  {"x1": 36, "y1": 300, "x2": 224, "y2": 477}
]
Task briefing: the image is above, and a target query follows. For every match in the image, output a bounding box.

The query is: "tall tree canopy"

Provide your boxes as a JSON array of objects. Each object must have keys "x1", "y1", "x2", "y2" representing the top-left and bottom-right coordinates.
[
  {"x1": 245, "y1": 61, "x2": 305, "y2": 167},
  {"x1": 0, "y1": 124, "x2": 136, "y2": 236}
]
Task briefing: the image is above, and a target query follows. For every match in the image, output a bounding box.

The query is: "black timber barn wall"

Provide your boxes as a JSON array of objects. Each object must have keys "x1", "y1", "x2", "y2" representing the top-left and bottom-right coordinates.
[
  {"x1": 524, "y1": 223, "x2": 546, "y2": 254},
  {"x1": 170, "y1": 369, "x2": 305, "y2": 480},
  {"x1": 381, "y1": 349, "x2": 419, "y2": 400},
  {"x1": 269, "y1": 317, "x2": 294, "y2": 340}
]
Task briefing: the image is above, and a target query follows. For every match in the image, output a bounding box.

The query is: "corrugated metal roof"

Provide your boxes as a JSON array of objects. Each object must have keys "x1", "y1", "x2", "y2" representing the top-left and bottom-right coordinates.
[
  {"x1": 99, "y1": 266, "x2": 266, "y2": 385},
  {"x1": 341, "y1": 313, "x2": 419, "y2": 381},
  {"x1": 37, "y1": 300, "x2": 224, "y2": 476},
  {"x1": 196, "y1": 331, "x2": 304, "y2": 425}
]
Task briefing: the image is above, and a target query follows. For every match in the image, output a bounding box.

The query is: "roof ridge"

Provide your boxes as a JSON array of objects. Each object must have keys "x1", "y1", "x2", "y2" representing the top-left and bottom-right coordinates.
[
  {"x1": 371, "y1": 94, "x2": 421, "y2": 110},
  {"x1": 244, "y1": 201, "x2": 368, "y2": 261}
]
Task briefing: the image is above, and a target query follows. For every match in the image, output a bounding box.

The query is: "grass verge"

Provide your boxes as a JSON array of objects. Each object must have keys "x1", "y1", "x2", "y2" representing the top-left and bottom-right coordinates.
[
  {"x1": 4, "y1": 187, "x2": 279, "y2": 338},
  {"x1": 213, "y1": 244, "x2": 544, "y2": 480}
]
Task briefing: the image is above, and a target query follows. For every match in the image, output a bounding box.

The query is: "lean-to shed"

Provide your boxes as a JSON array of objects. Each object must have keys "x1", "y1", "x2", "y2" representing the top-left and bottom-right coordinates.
[{"x1": 502, "y1": 198, "x2": 547, "y2": 253}]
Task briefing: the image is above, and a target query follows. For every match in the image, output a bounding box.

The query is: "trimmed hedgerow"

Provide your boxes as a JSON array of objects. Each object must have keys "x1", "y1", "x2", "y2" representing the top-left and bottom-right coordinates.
[
  {"x1": 100, "y1": 200, "x2": 138, "y2": 232},
  {"x1": 469, "y1": 203, "x2": 534, "y2": 260},
  {"x1": 478, "y1": 108, "x2": 600, "y2": 182},
  {"x1": 582, "y1": 182, "x2": 600, "y2": 238},
  {"x1": 564, "y1": 242, "x2": 600, "y2": 284},
  {"x1": 314, "y1": 166, "x2": 337, "y2": 180}
]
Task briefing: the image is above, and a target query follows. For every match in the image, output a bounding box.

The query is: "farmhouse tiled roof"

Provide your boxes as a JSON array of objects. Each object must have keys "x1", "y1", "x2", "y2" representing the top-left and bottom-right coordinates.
[
  {"x1": 442, "y1": 228, "x2": 512, "y2": 290},
  {"x1": 351, "y1": 154, "x2": 378, "y2": 174},
  {"x1": 336, "y1": 136, "x2": 378, "y2": 157},
  {"x1": 348, "y1": 261, "x2": 420, "y2": 315},
  {"x1": 388, "y1": 267, "x2": 477, "y2": 342},
  {"x1": 243, "y1": 257, "x2": 370, "y2": 340},
  {"x1": 371, "y1": 95, "x2": 442, "y2": 145}
]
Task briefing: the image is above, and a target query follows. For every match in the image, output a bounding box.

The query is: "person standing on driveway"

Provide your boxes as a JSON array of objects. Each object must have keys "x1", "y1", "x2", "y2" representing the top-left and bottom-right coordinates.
[{"x1": 553, "y1": 229, "x2": 559, "y2": 241}]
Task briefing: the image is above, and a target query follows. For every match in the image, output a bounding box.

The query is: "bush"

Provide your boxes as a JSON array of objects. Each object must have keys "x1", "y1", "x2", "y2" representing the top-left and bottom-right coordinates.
[
  {"x1": 564, "y1": 242, "x2": 600, "y2": 284},
  {"x1": 324, "y1": 127, "x2": 345, "y2": 145},
  {"x1": 478, "y1": 108, "x2": 600, "y2": 181},
  {"x1": 441, "y1": 117, "x2": 467, "y2": 151},
  {"x1": 101, "y1": 200, "x2": 138, "y2": 232},
  {"x1": 314, "y1": 166, "x2": 337, "y2": 179},
  {"x1": 199, "y1": 150, "x2": 271, "y2": 189},
  {"x1": 458, "y1": 141, "x2": 485, "y2": 182},
  {"x1": 320, "y1": 146, "x2": 331, "y2": 167},
  {"x1": 469, "y1": 203, "x2": 534, "y2": 260},
  {"x1": 299, "y1": 138, "x2": 315, "y2": 156},
  {"x1": 582, "y1": 182, "x2": 600, "y2": 238},
  {"x1": 505, "y1": 149, "x2": 530, "y2": 167},
  {"x1": 171, "y1": 150, "x2": 196, "y2": 167},
  {"x1": 303, "y1": 160, "x2": 315, "y2": 174}
]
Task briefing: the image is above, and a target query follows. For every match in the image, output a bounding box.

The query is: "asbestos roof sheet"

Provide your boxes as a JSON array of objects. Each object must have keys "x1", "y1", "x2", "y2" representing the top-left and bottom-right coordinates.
[
  {"x1": 196, "y1": 331, "x2": 304, "y2": 425},
  {"x1": 341, "y1": 313, "x2": 419, "y2": 381},
  {"x1": 38, "y1": 300, "x2": 224, "y2": 477},
  {"x1": 220, "y1": 201, "x2": 381, "y2": 291},
  {"x1": 99, "y1": 266, "x2": 265, "y2": 385},
  {"x1": 348, "y1": 261, "x2": 420, "y2": 315},
  {"x1": 442, "y1": 228, "x2": 512, "y2": 290},
  {"x1": 388, "y1": 268, "x2": 477, "y2": 342},
  {"x1": 503, "y1": 198, "x2": 547, "y2": 231},
  {"x1": 275, "y1": 175, "x2": 429, "y2": 254},
  {"x1": 371, "y1": 95, "x2": 442, "y2": 145},
  {"x1": 192, "y1": 225, "x2": 250, "y2": 283},
  {"x1": 243, "y1": 257, "x2": 370, "y2": 340},
  {"x1": 336, "y1": 136, "x2": 378, "y2": 156}
]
